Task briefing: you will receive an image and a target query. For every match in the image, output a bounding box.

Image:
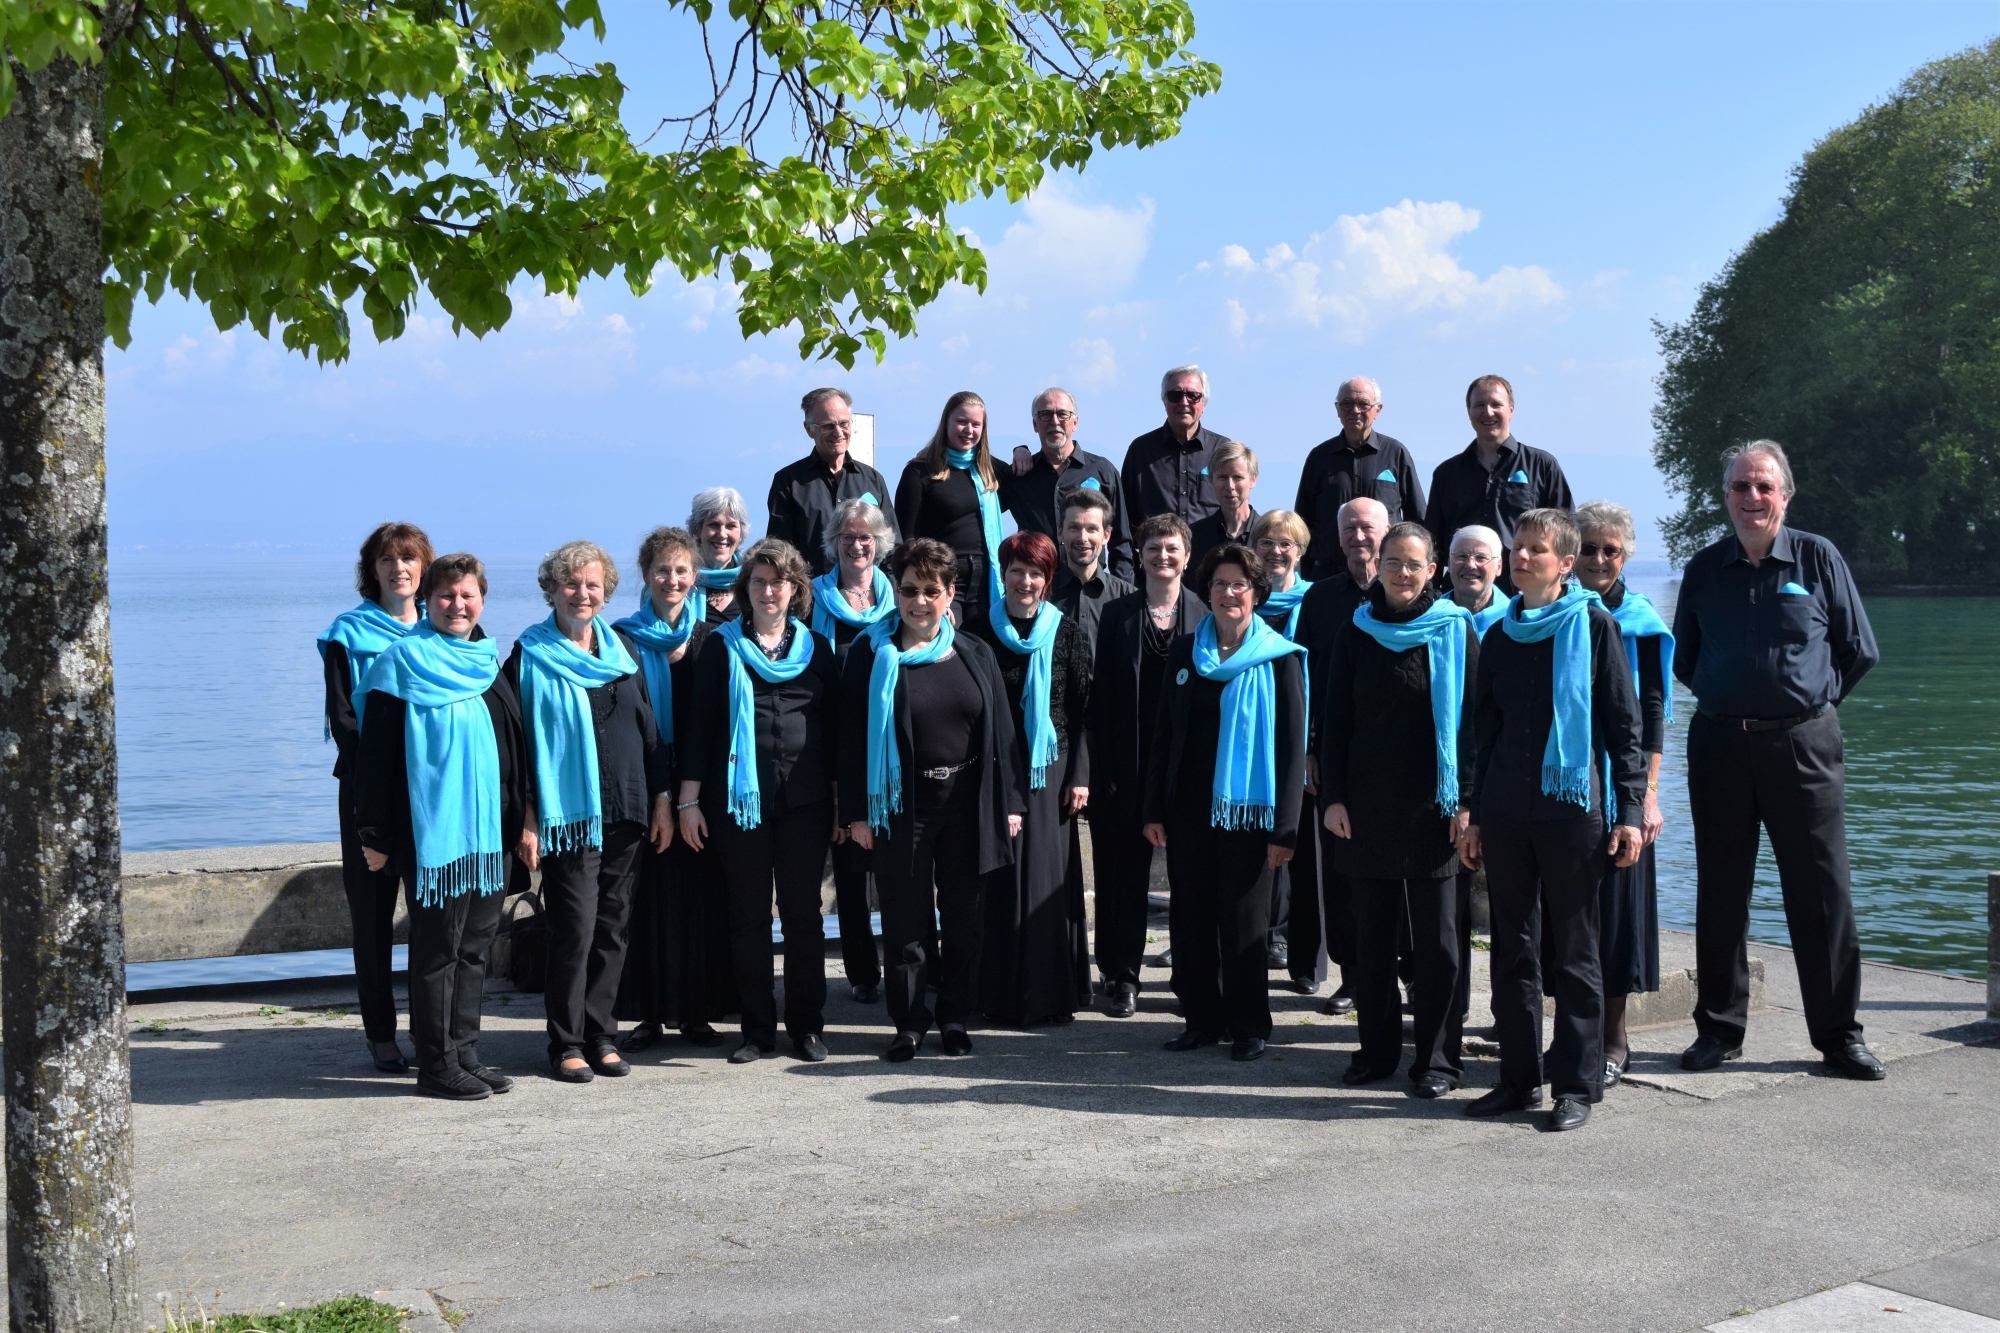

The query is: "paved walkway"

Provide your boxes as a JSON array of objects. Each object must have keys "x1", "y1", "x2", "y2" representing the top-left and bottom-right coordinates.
[{"x1": 126, "y1": 929, "x2": 1996, "y2": 1332}]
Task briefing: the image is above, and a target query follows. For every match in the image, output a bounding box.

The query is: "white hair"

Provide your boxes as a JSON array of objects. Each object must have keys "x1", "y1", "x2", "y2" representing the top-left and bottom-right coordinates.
[
  {"x1": 1337, "y1": 377, "x2": 1382, "y2": 404},
  {"x1": 1722, "y1": 438, "x2": 1796, "y2": 498},
  {"x1": 1160, "y1": 364, "x2": 1209, "y2": 398},
  {"x1": 822, "y1": 498, "x2": 896, "y2": 567},
  {"x1": 1450, "y1": 524, "x2": 1503, "y2": 558},
  {"x1": 1572, "y1": 502, "x2": 1636, "y2": 556},
  {"x1": 1337, "y1": 496, "x2": 1389, "y2": 527},
  {"x1": 1031, "y1": 386, "x2": 1076, "y2": 415},
  {"x1": 687, "y1": 486, "x2": 749, "y2": 533}
]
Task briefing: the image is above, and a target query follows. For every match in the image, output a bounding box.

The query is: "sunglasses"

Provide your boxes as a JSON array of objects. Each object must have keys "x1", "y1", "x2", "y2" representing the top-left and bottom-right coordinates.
[
  {"x1": 898, "y1": 584, "x2": 949, "y2": 600},
  {"x1": 1164, "y1": 389, "x2": 1205, "y2": 404},
  {"x1": 1578, "y1": 543, "x2": 1625, "y2": 559}
]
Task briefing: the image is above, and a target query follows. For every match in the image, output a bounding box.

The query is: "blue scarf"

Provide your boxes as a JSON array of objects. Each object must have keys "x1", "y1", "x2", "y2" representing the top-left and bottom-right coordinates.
[
  {"x1": 716, "y1": 617, "x2": 816, "y2": 830},
  {"x1": 987, "y1": 597, "x2": 1063, "y2": 788},
  {"x1": 317, "y1": 600, "x2": 419, "y2": 736},
  {"x1": 1261, "y1": 576, "x2": 1314, "y2": 641},
  {"x1": 1350, "y1": 597, "x2": 1474, "y2": 814},
  {"x1": 1498, "y1": 586, "x2": 1602, "y2": 809},
  {"x1": 811, "y1": 567, "x2": 896, "y2": 642},
  {"x1": 516, "y1": 616, "x2": 639, "y2": 854},
  {"x1": 946, "y1": 446, "x2": 1006, "y2": 606},
  {"x1": 358, "y1": 623, "x2": 504, "y2": 906},
  {"x1": 863, "y1": 615, "x2": 958, "y2": 832},
  {"x1": 1467, "y1": 592, "x2": 1507, "y2": 637},
  {"x1": 690, "y1": 561, "x2": 739, "y2": 622},
  {"x1": 1191, "y1": 614, "x2": 1307, "y2": 830},
  {"x1": 1607, "y1": 584, "x2": 1675, "y2": 723},
  {"x1": 611, "y1": 595, "x2": 696, "y2": 746}
]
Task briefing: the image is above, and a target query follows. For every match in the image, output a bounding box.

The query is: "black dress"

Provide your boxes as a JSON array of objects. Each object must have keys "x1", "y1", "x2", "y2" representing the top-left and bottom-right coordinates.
[
  {"x1": 895, "y1": 458, "x2": 993, "y2": 625},
  {"x1": 975, "y1": 611, "x2": 1092, "y2": 1024},
  {"x1": 1596, "y1": 581, "x2": 1665, "y2": 997}
]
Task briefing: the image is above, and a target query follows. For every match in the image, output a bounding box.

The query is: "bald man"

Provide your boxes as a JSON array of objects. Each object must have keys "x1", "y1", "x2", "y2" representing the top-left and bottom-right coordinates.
[{"x1": 1295, "y1": 377, "x2": 1425, "y2": 580}]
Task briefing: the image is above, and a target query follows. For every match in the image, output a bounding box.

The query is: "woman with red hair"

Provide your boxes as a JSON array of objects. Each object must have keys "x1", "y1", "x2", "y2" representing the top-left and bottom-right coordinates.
[{"x1": 974, "y1": 529, "x2": 1094, "y2": 1026}]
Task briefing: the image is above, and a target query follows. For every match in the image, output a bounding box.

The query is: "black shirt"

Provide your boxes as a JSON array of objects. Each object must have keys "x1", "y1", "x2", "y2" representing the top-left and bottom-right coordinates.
[
  {"x1": 1671, "y1": 527, "x2": 1878, "y2": 719},
  {"x1": 682, "y1": 626, "x2": 841, "y2": 818},
  {"x1": 895, "y1": 459, "x2": 987, "y2": 560},
  {"x1": 1295, "y1": 432, "x2": 1426, "y2": 578},
  {"x1": 1188, "y1": 505, "x2": 1257, "y2": 574},
  {"x1": 503, "y1": 634, "x2": 672, "y2": 831},
  {"x1": 1293, "y1": 569, "x2": 1370, "y2": 748},
  {"x1": 766, "y1": 450, "x2": 899, "y2": 578},
  {"x1": 903, "y1": 651, "x2": 985, "y2": 806},
  {"x1": 1119, "y1": 422, "x2": 1230, "y2": 525},
  {"x1": 1424, "y1": 436, "x2": 1572, "y2": 567},
  {"x1": 1051, "y1": 562, "x2": 1136, "y2": 659},
  {"x1": 998, "y1": 444, "x2": 1133, "y2": 581}
]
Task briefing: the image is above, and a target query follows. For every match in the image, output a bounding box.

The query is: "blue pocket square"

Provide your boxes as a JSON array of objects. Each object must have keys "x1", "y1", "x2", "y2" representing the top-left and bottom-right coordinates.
[
  {"x1": 1507, "y1": 469, "x2": 1530, "y2": 484},
  {"x1": 1779, "y1": 581, "x2": 1810, "y2": 596},
  {"x1": 1376, "y1": 469, "x2": 1397, "y2": 482},
  {"x1": 858, "y1": 491, "x2": 878, "y2": 506},
  {"x1": 1079, "y1": 477, "x2": 1102, "y2": 491}
]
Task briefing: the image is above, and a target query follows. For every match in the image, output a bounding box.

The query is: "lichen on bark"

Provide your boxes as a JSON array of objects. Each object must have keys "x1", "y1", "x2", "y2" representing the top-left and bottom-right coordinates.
[{"x1": 0, "y1": 44, "x2": 141, "y2": 1333}]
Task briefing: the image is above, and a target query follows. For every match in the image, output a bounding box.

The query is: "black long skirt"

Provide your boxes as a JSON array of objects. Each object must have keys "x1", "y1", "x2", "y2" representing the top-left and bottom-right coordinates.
[
  {"x1": 1598, "y1": 840, "x2": 1660, "y2": 997},
  {"x1": 614, "y1": 836, "x2": 740, "y2": 1028},
  {"x1": 978, "y1": 763, "x2": 1089, "y2": 1024}
]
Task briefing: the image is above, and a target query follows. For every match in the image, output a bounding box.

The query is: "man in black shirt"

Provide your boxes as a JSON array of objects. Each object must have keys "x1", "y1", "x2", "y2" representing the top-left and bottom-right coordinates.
[
  {"x1": 1295, "y1": 377, "x2": 1427, "y2": 578},
  {"x1": 1671, "y1": 439, "x2": 1884, "y2": 1081},
  {"x1": 766, "y1": 387, "x2": 899, "y2": 577},
  {"x1": 1001, "y1": 387, "x2": 1133, "y2": 581},
  {"x1": 1049, "y1": 488, "x2": 1135, "y2": 657},
  {"x1": 1121, "y1": 364, "x2": 1228, "y2": 526},
  {"x1": 1424, "y1": 375, "x2": 1570, "y2": 588}
]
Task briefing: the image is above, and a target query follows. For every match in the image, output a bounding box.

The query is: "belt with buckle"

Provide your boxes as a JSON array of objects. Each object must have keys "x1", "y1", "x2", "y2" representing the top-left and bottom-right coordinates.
[
  {"x1": 1700, "y1": 704, "x2": 1827, "y2": 732},
  {"x1": 919, "y1": 761, "x2": 975, "y2": 781}
]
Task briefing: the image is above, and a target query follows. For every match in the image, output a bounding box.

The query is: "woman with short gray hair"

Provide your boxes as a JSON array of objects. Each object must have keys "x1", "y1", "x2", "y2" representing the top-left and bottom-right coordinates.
[
  {"x1": 505, "y1": 539, "x2": 672, "y2": 1082},
  {"x1": 688, "y1": 486, "x2": 751, "y2": 624}
]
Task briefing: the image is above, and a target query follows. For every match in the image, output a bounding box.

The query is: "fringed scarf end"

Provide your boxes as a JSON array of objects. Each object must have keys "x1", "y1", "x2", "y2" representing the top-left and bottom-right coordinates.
[
  {"x1": 728, "y1": 790, "x2": 764, "y2": 832},
  {"x1": 1210, "y1": 797, "x2": 1276, "y2": 832},
  {"x1": 414, "y1": 851, "x2": 506, "y2": 907},
  {"x1": 540, "y1": 816, "x2": 602, "y2": 856},
  {"x1": 1542, "y1": 764, "x2": 1591, "y2": 809}
]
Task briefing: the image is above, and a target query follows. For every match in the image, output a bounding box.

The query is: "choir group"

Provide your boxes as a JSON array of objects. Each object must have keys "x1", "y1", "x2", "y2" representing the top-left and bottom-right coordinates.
[{"x1": 317, "y1": 365, "x2": 1887, "y2": 1134}]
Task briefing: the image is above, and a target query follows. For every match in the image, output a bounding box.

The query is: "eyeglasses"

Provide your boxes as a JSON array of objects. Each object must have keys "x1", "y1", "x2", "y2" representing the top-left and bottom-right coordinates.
[
  {"x1": 1033, "y1": 409, "x2": 1077, "y2": 422},
  {"x1": 1578, "y1": 543, "x2": 1625, "y2": 560},
  {"x1": 837, "y1": 532, "x2": 875, "y2": 546},
  {"x1": 812, "y1": 421, "x2": 854, "y2": 435},
  {"x1": 1335, "y1": 400, "x2": 1380, "y2": 412},
  {"x1": 1209, "y1": 579, "x2": 1252, "y2": 596},
  {"x1": 1380, "y1": 559, "x2": 1431, "y2": 576},
  {"x1": 747, "y1": 578, "x2": 791, "y2": 596},
  {"x1": 1453, "y1": 551, "x2": 1497, "y2": 565},
  {"x1": 1257, "y1": 540, "x2": 1300, "y2": 555},
  {"x1": 1728, "y1": 480, "x2": 1782, "y2": 497},
  {"x1": 898, "y1": 584, "x2": 948, "y2": 601},
  {"x1": 1164, "y1": 390, "x2": 1205, "y2": 404}
]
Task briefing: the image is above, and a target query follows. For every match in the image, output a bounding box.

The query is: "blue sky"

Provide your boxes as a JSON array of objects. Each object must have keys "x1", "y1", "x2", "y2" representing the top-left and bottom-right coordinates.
[{"x1": 105, "y1": 1, "x2": 2000, "y2": 566}]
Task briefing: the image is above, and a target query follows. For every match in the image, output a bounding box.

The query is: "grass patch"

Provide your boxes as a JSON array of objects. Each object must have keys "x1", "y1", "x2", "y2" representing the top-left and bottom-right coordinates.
[{"x1": 155, "y1": 1294, "x2": 407, "y2": 1332}]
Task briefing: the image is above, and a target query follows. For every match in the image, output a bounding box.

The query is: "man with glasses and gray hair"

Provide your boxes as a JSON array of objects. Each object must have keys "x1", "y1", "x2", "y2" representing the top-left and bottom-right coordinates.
[
  {"x1": 1001, "y1": 387, "x2": 1133, "y2": 581},
  {"x1": 767, "y1": 387, "x2": 900, "y2": 578},
  {"x1": 1671, "y1": 438, "x2": 1883, "y2": 1081},
  {"x1": 1294, "y1": 377, "x2": 1426, "y2": 579},
  {"x1": 1120, "y1": 364, "x2": 1229, "y2": 527}
]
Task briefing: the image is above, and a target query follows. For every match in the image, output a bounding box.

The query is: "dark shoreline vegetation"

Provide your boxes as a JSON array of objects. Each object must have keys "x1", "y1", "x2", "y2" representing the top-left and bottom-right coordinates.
[{"x1": 1653, "y1": 37, "x2": 2000, "y2": 587}]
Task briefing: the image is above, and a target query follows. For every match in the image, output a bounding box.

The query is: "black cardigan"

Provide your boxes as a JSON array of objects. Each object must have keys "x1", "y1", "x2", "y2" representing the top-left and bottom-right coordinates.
[
  {"x1": 1471, "y1": 600, "x2": 1646, "y2": 827},
  {"x1": 681, "y1": 626, "x2": 841, "y2": 819},
  {"x1": 837, "y1": 631, "x2": 1025, "y2": 876},
  {"x1": 1087, "y1": 586, "x2": 1206, "y2": 823},
  {"x1": 970, "y1": 611, "x2": 1092, "y2": 792},
  {"x1": 355, "y1": 630, "x2": 529, "y2": 881},
  {"x1": 1318, "y1": 587, "x2": 1479, "y2": 880},
  {"x1": 1140, "y1": 636, "x2": 1308, "y2": 849},
  {"x1": 322, "y1": 641, "x2": 362, "y2": 783},
  {"x1": 503, "y1": 633, "x2": 671, "y2": 833}
]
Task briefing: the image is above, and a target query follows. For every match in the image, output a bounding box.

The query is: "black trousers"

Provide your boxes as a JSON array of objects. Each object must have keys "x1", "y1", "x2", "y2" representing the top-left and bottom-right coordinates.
[
  {"x1": 1351, "y1": 876, "x2": 1463, "y2": 1082},
  {"x1": 714, "y1": 800, "x2": 831, "y2": 1045},
  {"x1": 1484, "y1": 817, "x2": 1606, "y2": 1102},
  {"x1": 1092, "y1": 809, "x2": 1155, "y2": 988},
  {"x1": 1283, "y1": 815, "x2": 1326, "y2": 982},
  {"x1": 1454, "y1": 870, "x2": 1476, "y2": 1025},
  {"x1": 407, "y1": 886, "x2": 504, "y2": 1077},
  {"x1": 876, "y1": 785, "x2": 985, "y2": 1035},
  {"x1": 1167, "y1": 821, "x2": 1274, "y2": 1041},
  {"x1": 338, "y1": 780, "x2": 404, "y2": 1042},
  {"x1": 541, "y1": 820, "x2": 644, "y2": 1063},
  {"x1": 828, "y1": 837, "x2": 881, "y2": 987},
  {"x1": 1321, "y1": 835, "x2": 1355, "y2": 980},
  {"x1": 1687, "y1": 709, "x2": 1863, "y2": 1052}
]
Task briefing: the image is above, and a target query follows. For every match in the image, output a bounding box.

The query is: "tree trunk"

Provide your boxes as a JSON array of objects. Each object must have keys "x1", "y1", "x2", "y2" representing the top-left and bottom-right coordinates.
[{"x1": 0, "y1": 48, "x2": 141, "y2": 1333}]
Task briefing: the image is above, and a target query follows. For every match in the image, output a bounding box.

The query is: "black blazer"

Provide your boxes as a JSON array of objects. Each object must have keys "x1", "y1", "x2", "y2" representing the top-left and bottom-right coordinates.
[
  {"x1": 355, "y1": 629, "x2": 529, "y2": 882},
  {"x1": 504, "y1": 635, "x2": 670, "y2": 832},
  {"x1": 1294, "y1": 570, "x2": 1368, "y2": 749},
  {"x1": 838, "y1": 631, "x2": 1025, "y2": 876},
  {"x1": 1087, "y1": 586, "x2": 1206, "y2": 823},
  {"x1": 1471, "y1": 600, "x2": 1645, "y2": 827},
  {"x1": 1140, "y1": 635, "x2": 1308, "y2": 849},
  {"x1": 681, "y1": 626, "x2": 841, "y2": 821}
]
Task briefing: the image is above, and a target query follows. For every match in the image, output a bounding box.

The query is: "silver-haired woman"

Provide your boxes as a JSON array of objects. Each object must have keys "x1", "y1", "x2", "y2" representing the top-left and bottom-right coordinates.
[
  {"x1": 505, "y1": 540, "x2": 672, "y2": 1083},
  {"x1": 689, "y1": 486, "x2": 751, "y2": 624}
]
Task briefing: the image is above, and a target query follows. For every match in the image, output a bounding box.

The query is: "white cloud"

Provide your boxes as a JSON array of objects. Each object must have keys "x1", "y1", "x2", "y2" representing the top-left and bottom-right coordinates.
[
  {"x1": 1068, "y1": 337, "x2": 1117, "y2": 387},
  {"x1": 1211, "y1": 200, "x2": 1566, "y2": 339},
  {"x1": 980, "y1": 186, "x2": 1155, "y2": 301}
]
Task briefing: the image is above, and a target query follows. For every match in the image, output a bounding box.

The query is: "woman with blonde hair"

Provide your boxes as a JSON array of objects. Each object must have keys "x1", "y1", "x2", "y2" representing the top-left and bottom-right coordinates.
[{"x1": 895, "y1": 390, "x2": 1003, "y2": 626}]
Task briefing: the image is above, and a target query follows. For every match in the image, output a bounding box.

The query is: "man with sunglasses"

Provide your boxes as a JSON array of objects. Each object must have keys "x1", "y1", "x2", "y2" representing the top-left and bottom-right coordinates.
[
  {"x1": 1000, "y1": 387, "x2": 1134, "y2": 581},
  {"x1": 766, "y1": 387, "x2": 900, "y2": 578},
  {"x1": 1672, "y1": 439, "x2": 1883, "y2": 1082},
  {"x1": 1119, "y1": 365, "x2": 1230, "y2": 529},
  {"x1": 1295, "y1": 377, "x2": 1427, "y2": 579}
]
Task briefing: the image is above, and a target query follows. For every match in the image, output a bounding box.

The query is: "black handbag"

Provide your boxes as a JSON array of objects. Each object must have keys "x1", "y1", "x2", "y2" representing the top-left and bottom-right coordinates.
[{"x1": 504, "y1": 887, "x2": 548, "y2": 993}]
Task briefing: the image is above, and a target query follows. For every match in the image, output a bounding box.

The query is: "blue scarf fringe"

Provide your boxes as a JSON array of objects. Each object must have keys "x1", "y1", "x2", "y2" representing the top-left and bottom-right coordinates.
[
  {"x1": 414, "y1": 850, "x2": 508, "y2": 908},
  {"x1": 987, "y1": 597, "x2": 1062, "y2": 788},
  {"x1": 517, "y1": 616, "x2": 638, "y2": 852},
  {"x1": 1192, "y1": 614, "x2": 1306, "y2": 832}
]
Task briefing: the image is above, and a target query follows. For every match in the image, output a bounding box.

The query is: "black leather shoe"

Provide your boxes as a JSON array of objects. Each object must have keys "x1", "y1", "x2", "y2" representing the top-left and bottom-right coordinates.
[
  {"x1": 851, "y1": 982, "x2": 881, "y2": 1004},
  {"x1": 680, "y1": 1023, "x2": 726, "y2": 1048},
  {"x1": 550, "y1": 1056, "x2": 595, "y2": 1084},
  {"x1": 1604, "y1": 1055, "x2": 1628, "y2": 1089},
  {"x1": 1465, "y1": 1085, "x2": 1542, "y2": 1117},
  {"x1": 1288, "y1": 976, "x2": 1319, "y2": 995},
  {"x1": 1164, "y1": 1028, "x2": 1220, "y2": 1052},
  {"x1": 416, "y1": 1068, "x2": 491, "y2": 1101},
  {"x1": 1680, "y1": 1035, "x2": 1743, "y2": 1071},
  {"x1": 460, "y1": 1064, "x2": 514, "y2": 1094},
  {"x1": 883, "y1": 1032, "x2": 922, "y2": 1062},
  {"x1": 1152, "y1": 947, "x2": 1174, "y2": 969},
  {"x1": 1321, "y1": 986, "x2": 1356, "y2": 1016},
  {"x1": 370, "y1": 1040, "x2": 411, "y2": 1073},
  {"x1": 1823, "y1": 1042, "x2": 1886, "y2": 1080},
  {"x1": 1231, "y1": 1038, "x2": 1266, "y2": 1062},
  {"x1": 619, "y1": 1023, "x2": 661, "y2": 1053},
  {"x1": 589, "y1": 1048, "x2": 632, "y2": 1078},
  {"x1": 727, "y1": 1041, "x2": 767, "y2": 1065},
  {"x1": 1265, "y1": 947, "x2": 1290, "y2": 970},
  {"x1": 794, "y1": 1034, "x2": 830, "y2": 1063},
  {"x1": 1106, "y1": 984, "x2": 1137, "y2": 1018},
  {"x1": 1546, "y1": 1097, "x2": 1591, "y2": 1131},
  {"x1": 1341, "y1": 1062, "x2": 1395, "y2": 1087},
  {"x1": 940, "y1": 1028, "x2": 973, "y2": 1057},
  {"x1": 1411, "y1": 1074, "x2": 1455, "y2": 1099}
]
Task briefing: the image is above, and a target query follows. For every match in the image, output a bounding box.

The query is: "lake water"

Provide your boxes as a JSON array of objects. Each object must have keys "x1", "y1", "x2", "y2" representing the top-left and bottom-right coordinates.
[{"x1": 108, "y1": 551, "x2": 1999, "y2": 977}]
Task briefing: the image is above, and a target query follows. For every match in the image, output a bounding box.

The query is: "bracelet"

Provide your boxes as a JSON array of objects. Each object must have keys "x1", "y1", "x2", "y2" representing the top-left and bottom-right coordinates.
[
  {"x1": 1646, "y1": 781, "x2": 1660, "y2": 792},
  {"x1": 676, "y1": 800, "x2": 699, "y2": 810}
]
